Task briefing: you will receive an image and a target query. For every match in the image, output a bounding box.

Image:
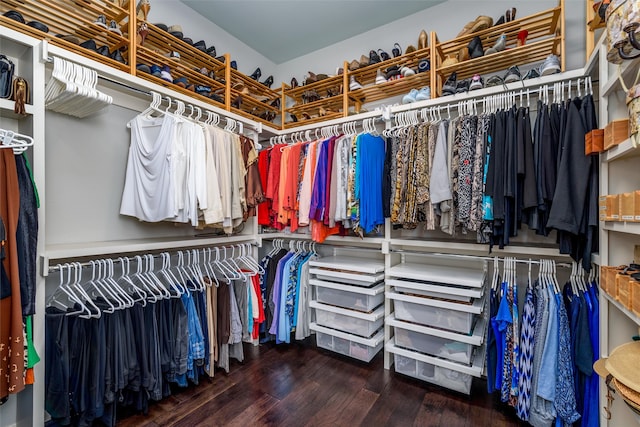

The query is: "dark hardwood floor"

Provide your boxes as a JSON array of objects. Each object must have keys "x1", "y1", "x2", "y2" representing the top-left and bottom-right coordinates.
[{"x1": 117, "y1": 339, "x2": 524, "y2": 427}]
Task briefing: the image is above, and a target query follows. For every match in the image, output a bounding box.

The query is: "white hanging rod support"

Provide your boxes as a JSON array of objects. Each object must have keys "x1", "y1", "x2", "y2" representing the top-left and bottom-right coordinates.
[
  {"x1": 41, "y1": 40, "x2": 262, "y2": 134},
  {"x1": 389, "y1": 249, "x2": 574, "y2": 268},
  {"x1": 46, "y1": 242, "x2": 259, "y2": 274}
]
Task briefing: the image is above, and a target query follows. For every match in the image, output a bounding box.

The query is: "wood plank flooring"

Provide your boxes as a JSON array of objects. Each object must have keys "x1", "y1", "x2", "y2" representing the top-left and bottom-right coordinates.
[{"x1": 117, "y1": 339, "x2": 525, "y2": 427}]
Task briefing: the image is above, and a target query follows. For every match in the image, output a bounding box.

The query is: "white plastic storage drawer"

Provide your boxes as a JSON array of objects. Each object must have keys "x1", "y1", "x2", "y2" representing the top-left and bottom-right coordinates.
[
  {"x1": 311, "y1": 323, "x2": 383, "y2": 363},
  {"x1": 310, "y1": 300, "x2": 384, "y2": 337},
  {"x1": 309, "y1": 268, "x2": 384, "y2": 287},
  {"x1": 388, "y1": 292, "x2": 483, "y2": 334},
  {"x1": 394, "y1": 326, "x2": 473, "y2": 365},
  {"x1": 311, "y1": 279, "x2": 384, "y2": 312},
  {"x1": 393, "y1": 354, "x2": 472, "y2": 394}
]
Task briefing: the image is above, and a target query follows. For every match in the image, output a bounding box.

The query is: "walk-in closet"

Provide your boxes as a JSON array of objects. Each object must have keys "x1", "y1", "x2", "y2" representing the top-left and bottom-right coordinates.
[{"x1": 0, "y1": 0, "x2": 639, "y2": 426}]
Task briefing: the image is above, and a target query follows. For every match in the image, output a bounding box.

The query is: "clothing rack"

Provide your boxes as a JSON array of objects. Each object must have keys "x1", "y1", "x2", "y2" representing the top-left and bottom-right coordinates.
[
  {"x1": 272, "y1": 116, "x2": 385, "y2": 144},
  {"x1": 46, "y1": 242, "x2": 258, "y2": 274},
  {"x1": 389, "y1": 249, "x2": 575, "y2": 269}
]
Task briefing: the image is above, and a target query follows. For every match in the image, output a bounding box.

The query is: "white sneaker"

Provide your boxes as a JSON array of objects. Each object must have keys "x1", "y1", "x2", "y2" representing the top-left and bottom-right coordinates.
[
  {"x1": 415, "y1": 86, "x2": 431, "y2": 101},
  {"x1": 375, "y1": 69, "x2": 387, "y2": 84},
  {"x1": 540, "y1": 54, "x2": 561, "y2": 76},
  {"x1": 402, "y1": 89, "x2": 419, "y2": 104},
  {"x1": 349, "y1": 76, "x2": 363, "y2": 91}
]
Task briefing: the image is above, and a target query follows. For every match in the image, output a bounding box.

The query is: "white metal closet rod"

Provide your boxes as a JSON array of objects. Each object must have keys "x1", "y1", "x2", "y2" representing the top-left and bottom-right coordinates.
[
  {"x1": 46, "y1": 242, "x2": 258, "y2": 274},
  {"x1": 40, "y1": 40, "x2": 263, "y2": 134}
]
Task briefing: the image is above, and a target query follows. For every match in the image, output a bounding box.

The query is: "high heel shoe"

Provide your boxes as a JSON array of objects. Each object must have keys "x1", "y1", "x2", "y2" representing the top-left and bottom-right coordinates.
[
  {"x1": 377, "y1": 49, "x2": 390, "y2": 61},
  {"x1": 136, "y1": 22, "x2": 148, "y2": 46},
  {"x1": 392, "y1": 43, "x2": 402, "y2": 58},
  {"x1": 249, "y1": 67, "x2": 261, "y2": 81},
  {"x1": 517, "y1": 29, "x2": 528, "y2": 47},
  {"x1": 405, "y1": 44, "x2": 416, "y2": 54},
  {"x1": 290, "y1": 77, "x2": 298, "y2": 88},
  {"x1": 137, "y1": 0, "x2": 150, "y2": 22},
  {"x1": 261, "y1": 75, "x2": 274, "y2": 88},
  {"x1": 485, "y1": 33, "x2": 506, "y2": 55},
  {"x1": 418, "y1": 29, "x2": 428, "y2": 50}
]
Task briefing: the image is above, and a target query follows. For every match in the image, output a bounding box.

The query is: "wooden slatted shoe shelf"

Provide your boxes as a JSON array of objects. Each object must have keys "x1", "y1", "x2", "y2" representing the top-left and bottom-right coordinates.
[
  {"x1": 433, "y1": 1, "x2": 565, "y2": 96},
  {"x1": 228, "y1": 67, "x2": 281, "y2": 127},
  {"x1": 134, "y1": 21, "x2": 227, "y2": 109},
  {"x1": 346, "y1": 33, "x2": 436, "y2": 114},
  {"x1": 0, "y1": 0, "x2": 131, "y2": 73},
  {"x1": 282, "y1": 74, "x2": 347, "y2": 129}
]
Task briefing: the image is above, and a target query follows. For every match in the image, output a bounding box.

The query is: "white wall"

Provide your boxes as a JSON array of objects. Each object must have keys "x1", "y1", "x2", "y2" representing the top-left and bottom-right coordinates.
[
  {"x1": 149, "y1": 0, "x2": 277, "y2": 79},
  {"x1": 273, "y1": 0, "x2": 586, "y2": 85}
]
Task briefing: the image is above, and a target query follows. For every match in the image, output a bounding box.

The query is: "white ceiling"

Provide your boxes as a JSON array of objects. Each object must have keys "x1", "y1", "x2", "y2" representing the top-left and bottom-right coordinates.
[{"x1": 180, "y1": 0, "x2": 444, "y2": 64}]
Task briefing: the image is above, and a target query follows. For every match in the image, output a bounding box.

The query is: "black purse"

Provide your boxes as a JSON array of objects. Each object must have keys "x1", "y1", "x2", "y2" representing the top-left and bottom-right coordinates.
[{"x1": 0, "y1": 55, "x2": 15, "y2": 99}]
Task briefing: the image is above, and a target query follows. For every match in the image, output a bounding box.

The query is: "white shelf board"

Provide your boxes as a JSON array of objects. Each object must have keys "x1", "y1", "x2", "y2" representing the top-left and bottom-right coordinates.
[
  {"x1": 387, "y1": 262, "x2": 485, "y2": 288},
  {"x1": 602, "y1": 291, "x2": 640, "y2": 327},
  {"x1": 42, "y1": 234, "x2": 256, "y2": 271},
  {"x1": 386, "y1": 314, "x2": 485, "y2": 346},
  {"x1": 388, "y1": 238, "x2": 564, "y2": 257},
  {"x1": 385, "y1": 342, "x2": 484, "y2": 377},
  {"x1": 584, "y1": 31, "x2": 605, "y2": 76},
  {"x1": 603, "y1": 138, "x2": 640, "y2": 162},
  {"x1": 602, "y1": 56, "x2": 640, "y2": 97},
  {"x1": 309, "y1": 255, "x2": 385, "y2": 274},
  {"x1": 0, "y1": 98, "x2": 34, "y2": 118},
  {"x1": 591, "y1": 252, "x2": 601, "y2": 266},
  {"x1": 603, "y1": 221, "x2": 640, "y2": 235}
]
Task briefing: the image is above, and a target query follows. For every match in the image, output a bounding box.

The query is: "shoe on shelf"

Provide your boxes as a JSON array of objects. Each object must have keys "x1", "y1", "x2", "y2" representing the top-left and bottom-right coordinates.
[
  {"x1": 150, "y1": 64, "x2": 162, "y2": 77},
  {"x1": 540, "y1": 54, "x2": 561, "y2": 76},
  {"x1": 349, "y1": 76, "x2": 363, "y2": 91},
  {"x1": 385, "y1": 65, "x2": 401, "y2": 80},
  {"x1": 455, "y1": 79, "x2": 469, "y2": 93},
  {"x1": 359, "y1": 54, "x2": 370, "y2": 68},
  {"x1": 442, "y1": 72, "x2": 457, "y2": 96},
  {"x1": 495, "y1": 15, "x2": 505, "y2": 26},
  {"x1": 469, "y1": 74, "x2": 484, "y2": 90},
  {"x1": 375, "y1": 69, "x2": 387, "y2": 84},
  {"x1": 468, "y1": 35, "x2": 484, "y2": 59},
  {"x1": 164, "y1": 51, "x2": 180, "y2": 61},
  {"x1": 415, "y1": 86, "x2": 431, "y2": 101},
  {"x1": 510, "y1": 7, "x2": 517, "y2": 21},
  {"x1": 405, "y1": 44, "x2": 417, "y2": 54},
  {"x1": 392, "y1": 43, "x2": 402, "y2": 57},
  {"x1": 369, "y1": 49, "x2": 381, "y2": 64},
  {"x1": 441, "y1": 55, "x2": 458, "y2": 68},
  {"x1": 136, "y1": 63, "x2": 151, "y2": 73},
  {"x1": 457, "y1": 15, "x2": 493, "y2": 38},
  {"x1": 111, "y1": 49, "x2": 127, "y2": 64},
  {"x1": 207, "y1": 46, "x2": 217, "y2": 57},
  {"x1": 459, "y1": 46, "x2": 470, "y2": 62},
  {"x1": 160, "y1": 65, "x2": 172, "y2": 82},
  {"x1": 378, "y1": 49, "x2": 390, "y2": 61},
  {"x1": 486, "y1": 75, "x2": 504, "y2": 87},
  {"x1": 291, "y1": 77, "x2": 298, "y2": 88},
  {"x1": 349, "y1": 59, "x2": 360, "y2": 71},
  {"x1": 173, "y1": 77, "x2": 188, "y2": 88},
  {"x1": 193, "y1": 40, "x2": 206, "y2": 51},
  {"x1": 168, "y1": 25, "x2": 183, "y2": 39},
  {"x1": 517, "y1": 30, "x2": 528, "y2": 47},
  {"x1": 402, "y1": 88, "x2": 419, "y2": 104},
  {"x1": 485, "y1": 33, "x2": 507, "y2": 55},
  {"x1": 136, "y1": 22, "x2": 148, "y2": 46},
  {"x1": 94, "y1": 14, "x2": 108, "y2": 28},
  {"x1": 97, "y1": 45, "x2": 110, "y2": 56},
  {"x1": 401, "y1": 66, "x2": 416, "y2": 77},
  {"x1": 80, "y1": 39, "x2": 97, "y2": 51},
  {"x1": 418, "y1": 29, "x2": 428, "y2": 49},
  {"x1": 108, "y1": 20, "x2": 123, "y2": 36},
  {"x1": 230, "y1": 60, "x2": 237, "y2": 70},
  {"x1": 503, "y1": 65, "x2": 521, "y2": 83},
  {"x1": 523, "y1": 68, "x2": 540, "y2": 80},
  {"x1": 261, "y1": 75, "x2": 274, "y2": 88},
  {"x1": 506, "y1": 9, "x2": 512, "y2": 22},
  {"x1": 250, "y1": 67, "x2": 262, "y2": 80},
  {"x1": 418, "y1": 59, "x2": 430, "y2": 73}
]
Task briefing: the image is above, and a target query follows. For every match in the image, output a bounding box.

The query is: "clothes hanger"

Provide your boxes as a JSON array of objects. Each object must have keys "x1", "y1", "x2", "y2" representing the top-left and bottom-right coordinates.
[
  {"x1": 70, "y1": 262, "x2": 102, "y2": 318},
  {"x1": 46, "y1": 263, "x2": 86, "y2": 315},
  {"x1": 86, "y1": 260, "x2": 116, "y2": 313},
  {"x1": 0, "y1": 129, "x2": 34, "y2": 155},
  {"x1": 107, "y1": 258, "x2": 136, "y2": 308},
  {"x1": 117, "y1": 257, "x2": 147, "y2": 306}
]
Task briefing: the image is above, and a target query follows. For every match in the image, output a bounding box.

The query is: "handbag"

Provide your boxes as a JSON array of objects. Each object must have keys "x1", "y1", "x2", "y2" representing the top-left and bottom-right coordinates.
[
  {"x1": 11, "y1": 77, "x2": 29, "y2": 116},
  {"x1": 0, "y1": 55, "x2": 14, "y2": 99},
  {"x1": 606, "y1": 0, "x2": 640, "y2": 63}
]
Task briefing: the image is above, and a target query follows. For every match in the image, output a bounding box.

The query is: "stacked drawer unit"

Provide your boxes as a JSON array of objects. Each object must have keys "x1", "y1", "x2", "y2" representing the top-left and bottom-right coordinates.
[
  {"x1": 308, "y1": 255, "x2": 385, "y2": 362},
  {"x1": 385, "y1": 260, "x2": 487, "y2": 394}
]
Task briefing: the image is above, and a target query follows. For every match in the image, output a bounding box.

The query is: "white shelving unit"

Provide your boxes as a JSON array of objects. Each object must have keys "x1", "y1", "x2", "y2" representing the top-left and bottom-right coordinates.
[
  {"x1": 383, "y1": 253, "x2": 487, "y2": 394},
  {"x1": 308, "y1": 253, "x2": 386, "y2": 363},
  {"x1": 588, "y1": 32, "x2": 640, "y2": 427},
  {"x1": 0, "y1": 26, "x2": 46, "y2": 427}
]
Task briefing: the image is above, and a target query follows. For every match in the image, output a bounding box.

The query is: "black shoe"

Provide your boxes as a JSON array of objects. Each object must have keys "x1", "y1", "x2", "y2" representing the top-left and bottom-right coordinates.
[
  {"x1": 250, "y1": 67, "x2": 261, "y2": 80},
  {"x1": 495, "y1": 15, "x2": 505, "y2": 26},
  {"x1": 230, "y1": 60, "x2": 237, "y2": 70},
  {"x1": 455, "y1": 79, "x2": 469, "y2": 93},
  {"x1": 442, "y1": 72, "x2": 457, "y2": 96},
  {"x1": 193, "y1": 40, "x2": 207, "y2": 51},
  {"x1": 80, "y1": 39, "x2": 97, "y2": 51},
  {"x1": 503, "y1": 65, "x2": 521, "y2": 83},
  {"x1": 262, "y1": 75, "x2": 274, "y2": 88},
  {"x1": 486, "y1": 75, "x2": 504, "y2": 87},
  {"x1": 369, "y1": 49, "x2": 381, "y2": 64},
  {"x1": 110, "y1": 49, "x2": 126, "y2": 64},
  {"x1": 206, "y1": 46, "x2": 216, "y2": 57},
  {"x1": 97, "y1": 45, "x2": 110, "y2": 56},
  {"x1": 215, "y1": 55, "x2": 225, "y2": 63},
  {"x1": 468, "y1": 36, "x2": 484, "y2": 59},
  {"x1": 523, "y1": 68, "x2": 540, "y2": 80},
  {"x1": 378, "y1": 49, "x2": 390, "y2": 61},
  {"x1": 392, "y1": 43, "x2": 402, "y2": 58}
]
